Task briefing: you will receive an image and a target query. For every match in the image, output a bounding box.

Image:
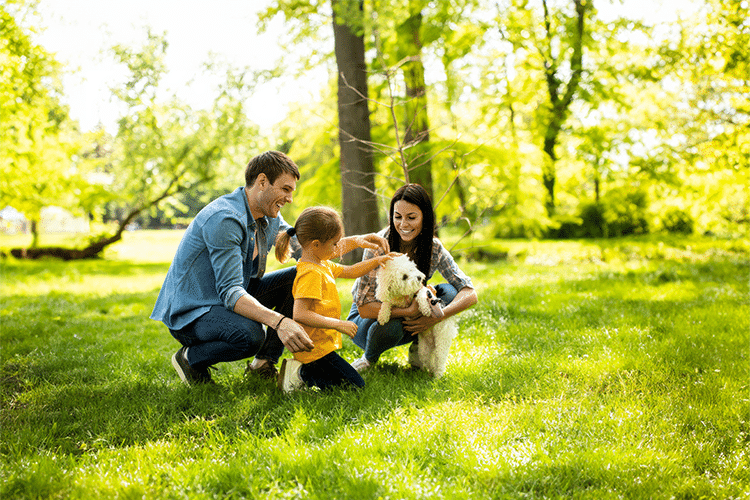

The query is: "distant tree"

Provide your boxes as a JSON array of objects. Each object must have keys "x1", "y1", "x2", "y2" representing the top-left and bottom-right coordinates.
[
  {"x1": 476, "y1": 0, "x2": 590, "y2": 218},
  {"x1": 9, "y1": 30, "x2": 256, "y2": 259},
  {"x1": 537, "y1": 0, "x2": 588, "y2": 217},
  {"x1": 0, "y1": 2, "x2": 99, "y2": 249},
  {"x1": 261, "y1": 0, "x2": 484, "y2": 209},
  {"x1": 658, "y1": 0, "x2": 749, "y2": 233},
  {"x1": 394, "y1": 1, "x2": 434, "y2": 197},
  {"x1": 371, "y1": 0, "x2": 480, "y2": 202}
]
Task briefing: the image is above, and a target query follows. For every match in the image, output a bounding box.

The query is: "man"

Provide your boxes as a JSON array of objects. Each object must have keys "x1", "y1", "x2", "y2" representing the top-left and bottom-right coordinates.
[{"x1": 150, "y1": 151, "x2": 387, "y2": 385}]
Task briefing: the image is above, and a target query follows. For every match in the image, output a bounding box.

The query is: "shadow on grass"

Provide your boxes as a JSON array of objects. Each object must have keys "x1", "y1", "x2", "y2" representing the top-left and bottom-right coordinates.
[
  {"x1": 1, "y1": 257, "x2": 747, "y2": 459},
  {"x1": 1, "y1": 258, "x2": 168, "y2": 280}
]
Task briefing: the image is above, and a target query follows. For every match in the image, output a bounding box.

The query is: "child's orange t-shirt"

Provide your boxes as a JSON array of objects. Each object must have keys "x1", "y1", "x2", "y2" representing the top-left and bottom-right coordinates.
[{"x1": 292, "y1": 260, "x2": 344, "y2": 364}]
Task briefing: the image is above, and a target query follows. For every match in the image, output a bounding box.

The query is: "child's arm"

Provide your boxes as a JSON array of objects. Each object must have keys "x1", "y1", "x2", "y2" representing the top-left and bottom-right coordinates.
[
  {"x1": 334, "y1": 234, "x2": 389, "y2": 258},
  {"x1": 293, "y1": 298, "x2": 358, "y2": 338},
  {"x1": 339, "y1": 252, "x2": 400, "y2": 280}
]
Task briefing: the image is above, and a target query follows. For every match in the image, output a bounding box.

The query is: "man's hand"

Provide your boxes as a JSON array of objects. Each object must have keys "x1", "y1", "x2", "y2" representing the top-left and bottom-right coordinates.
[{"x1": 277, "y1": 317, "x2": 314, "y2": 352}]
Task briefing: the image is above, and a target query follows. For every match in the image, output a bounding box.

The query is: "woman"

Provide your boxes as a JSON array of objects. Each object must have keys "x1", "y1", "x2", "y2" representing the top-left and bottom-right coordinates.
[{"x1": 348, "y1": 184, "x2": 478, "y2": 372}]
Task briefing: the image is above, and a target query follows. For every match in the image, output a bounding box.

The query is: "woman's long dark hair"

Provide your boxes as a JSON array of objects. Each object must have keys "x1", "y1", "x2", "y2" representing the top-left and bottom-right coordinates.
[{"x1": 388, "y1": 184, "x2": 435, "y2": 277}]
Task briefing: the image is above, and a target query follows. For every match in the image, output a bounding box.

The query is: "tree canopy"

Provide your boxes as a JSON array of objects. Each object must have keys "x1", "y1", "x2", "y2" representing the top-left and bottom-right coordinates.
[{"x1": 2, "y1": 0, "x2": 747, "y2": 258}]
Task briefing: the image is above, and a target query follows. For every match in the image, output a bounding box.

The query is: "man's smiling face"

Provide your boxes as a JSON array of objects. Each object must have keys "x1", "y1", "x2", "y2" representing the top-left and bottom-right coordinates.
[{"x1": 258, "y1": 173, "x2": 296, "y2": 218}]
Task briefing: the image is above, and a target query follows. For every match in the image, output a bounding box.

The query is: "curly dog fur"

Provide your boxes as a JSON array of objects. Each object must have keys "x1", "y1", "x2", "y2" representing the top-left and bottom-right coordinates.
[{"x1": 375, "y1": 254, "x2": 458, "y2": 378}]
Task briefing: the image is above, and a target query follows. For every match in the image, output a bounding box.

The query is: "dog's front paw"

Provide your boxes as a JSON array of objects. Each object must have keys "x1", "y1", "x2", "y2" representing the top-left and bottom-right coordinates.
[{"x1": 377, "y1": 305, "x2": 391, "y2": 325}]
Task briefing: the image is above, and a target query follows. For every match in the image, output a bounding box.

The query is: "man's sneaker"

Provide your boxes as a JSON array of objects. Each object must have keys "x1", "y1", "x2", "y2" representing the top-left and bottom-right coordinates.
[
  {"x1": 277, "y1": 358, "x2": 304, "y2": 393},
  {"x1": 171, "y1": 347, "x2": 214, "y2": 386},
  {"x1": 408, "y1": 342, "x2": 423, "y2": 369},
  {"x1": 351, "y1": 356, "x2": 371, "y2": 373},
  {"x1": 245, "y1": 359, "x2": 278, "y2": 380}
]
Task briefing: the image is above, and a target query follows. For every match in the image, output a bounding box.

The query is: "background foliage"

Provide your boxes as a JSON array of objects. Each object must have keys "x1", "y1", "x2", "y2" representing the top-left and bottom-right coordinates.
[{"x1": 1, "y1": 0, "x2": 747, "y2": 248}]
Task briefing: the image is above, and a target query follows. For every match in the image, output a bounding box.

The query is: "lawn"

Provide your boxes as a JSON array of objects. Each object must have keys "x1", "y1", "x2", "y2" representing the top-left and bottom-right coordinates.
[{"x1": 1, "y1": 231, "x2": 748, "y2": 499}]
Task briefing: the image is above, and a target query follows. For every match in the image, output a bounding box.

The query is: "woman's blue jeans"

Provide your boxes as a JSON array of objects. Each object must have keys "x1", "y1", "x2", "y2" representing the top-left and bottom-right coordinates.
[
  {"x1": 347, "y1": 283, "x2": 458, "y2": 363},
  {"x1": 169, "y1": 267, "x2": 295, "y2": 370}
]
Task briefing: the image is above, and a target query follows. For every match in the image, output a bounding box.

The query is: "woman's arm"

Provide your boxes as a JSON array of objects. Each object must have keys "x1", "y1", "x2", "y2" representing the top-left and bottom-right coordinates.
[
  {"x1": 440, "y1": 286, "x2": 478, "y2": 319},
  {"x1": 357, "y1": 297, "x2": 421, "y2": 321},
  {"x1": 402, "y1": 286, "x2": 477, "y2": 335}
]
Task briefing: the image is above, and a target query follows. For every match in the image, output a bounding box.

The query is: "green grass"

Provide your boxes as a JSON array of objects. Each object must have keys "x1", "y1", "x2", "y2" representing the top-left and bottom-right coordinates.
[{"x1": 1, "y1": 231, "x2": 748, "y2": 499}]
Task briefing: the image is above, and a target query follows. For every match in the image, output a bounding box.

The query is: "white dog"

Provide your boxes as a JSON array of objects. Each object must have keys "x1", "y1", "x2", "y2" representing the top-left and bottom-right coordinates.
[{"x1": 375, "y1": 254, "x2": 458, "y2": 378}]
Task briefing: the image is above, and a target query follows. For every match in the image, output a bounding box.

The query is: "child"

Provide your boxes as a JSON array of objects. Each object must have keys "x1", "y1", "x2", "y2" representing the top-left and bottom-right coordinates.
[{"x1": 274, "y1": 206, "x2": 399, "y2": 392}]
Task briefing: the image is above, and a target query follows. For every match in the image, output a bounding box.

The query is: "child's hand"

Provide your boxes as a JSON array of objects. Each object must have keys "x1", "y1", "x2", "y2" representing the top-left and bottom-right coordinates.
[
  {"x1": 337, "y1": 320, "x2": 358, "y2": 338},
  {"x1": 378, "y1": 252, "x2": 401, "y2": 264}
]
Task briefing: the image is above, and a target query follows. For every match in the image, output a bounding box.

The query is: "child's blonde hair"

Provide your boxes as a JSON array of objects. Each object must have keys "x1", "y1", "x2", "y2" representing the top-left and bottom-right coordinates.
[{"x1": 275, "y1": 206, "x2": 344, "y2": 262}]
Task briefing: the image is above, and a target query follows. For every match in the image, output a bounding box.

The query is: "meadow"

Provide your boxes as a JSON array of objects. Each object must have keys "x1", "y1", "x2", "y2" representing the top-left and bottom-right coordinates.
[{"x1": 1, "y1": 230, "x2": 748, "y2": 499}]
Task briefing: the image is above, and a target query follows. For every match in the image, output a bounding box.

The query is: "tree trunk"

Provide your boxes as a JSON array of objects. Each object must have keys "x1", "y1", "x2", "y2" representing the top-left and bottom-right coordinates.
[
  {"x1": 540, "y1": 0, "x2": 587, "y2": 217},
  {"x1": 543, "y1": 128, "x2": 559, "y2": 217},
  {"x1": 10, "y1": 204, "x2": 141, "y2": 260},
  {"x1": 30, "y1": 220, "x2": 39, "y2": 248},
  {"x1": 332, "y1": 0, "x2": 380, "y2": 263}
]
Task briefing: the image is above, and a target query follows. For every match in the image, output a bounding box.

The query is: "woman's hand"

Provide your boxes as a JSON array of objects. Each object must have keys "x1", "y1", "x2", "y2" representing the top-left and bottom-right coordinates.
[
  {"x1": 403, "y1": 314, "x2": 442, "y2": 336},
  {"x1": 402, "y1": 298, "x2": 421, "y2": 318}
]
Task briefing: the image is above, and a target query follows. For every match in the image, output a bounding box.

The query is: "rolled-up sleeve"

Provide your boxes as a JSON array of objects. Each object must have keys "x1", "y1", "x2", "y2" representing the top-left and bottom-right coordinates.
[
  {"x1": 203, "y1": 214, "x2": 247, "y2": 311},
  {"x1": 433, "y1": 239, "x2": 474, "y2": 291}
]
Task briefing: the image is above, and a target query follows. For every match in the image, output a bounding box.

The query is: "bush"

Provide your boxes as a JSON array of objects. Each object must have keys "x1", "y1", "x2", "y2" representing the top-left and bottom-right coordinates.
[
  {"x1": 491, "y1": 214, "x2": 548, "y2": 239},
  {"x1": 547, "y1": 212, "x2": 588, "y2": 239},
  {"x1": 579, "y1": 202, "x2": 607, "y2": 238},
  {"x1": 548, "y1": 188, "x2": 650, "y2": 239},
  {"x1": 605, "y1": 188, "x2": 650, "y2": 237},
  {"x1": 661, "y1": 207, "x2": 695, "y2": 234}
]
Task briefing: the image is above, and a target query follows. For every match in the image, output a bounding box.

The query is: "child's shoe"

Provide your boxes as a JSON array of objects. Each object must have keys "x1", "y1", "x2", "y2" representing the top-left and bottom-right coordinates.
[{"x1": 277, "y1": 358, "x2": 304, "y2": 393}]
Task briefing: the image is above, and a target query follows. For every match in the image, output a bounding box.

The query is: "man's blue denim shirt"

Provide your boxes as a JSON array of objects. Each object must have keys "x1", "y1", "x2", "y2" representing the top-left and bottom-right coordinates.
[{"x1": 150, "y1": 187, "x2": 297, "y2": 330}]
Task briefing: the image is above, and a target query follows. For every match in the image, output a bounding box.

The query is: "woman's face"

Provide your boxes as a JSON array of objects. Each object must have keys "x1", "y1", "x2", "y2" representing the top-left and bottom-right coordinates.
[{"x1": 393, "y1": 200, "x2": 423, "y2": 244}]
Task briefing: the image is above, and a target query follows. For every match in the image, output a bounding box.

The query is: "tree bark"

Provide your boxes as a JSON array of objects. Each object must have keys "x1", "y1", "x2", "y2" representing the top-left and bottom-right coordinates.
[
  {"x1": 540, "y1": 0, "x2": 587, "y2": 217},
  {"x1": 332, "y1": 0, "x2": 380, "y2": 263}
]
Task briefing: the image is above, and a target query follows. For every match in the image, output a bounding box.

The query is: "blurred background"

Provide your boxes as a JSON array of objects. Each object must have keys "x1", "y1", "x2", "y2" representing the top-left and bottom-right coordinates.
[{"x1": 1, "y1": 0, "x2": 747, "y2": 257}]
